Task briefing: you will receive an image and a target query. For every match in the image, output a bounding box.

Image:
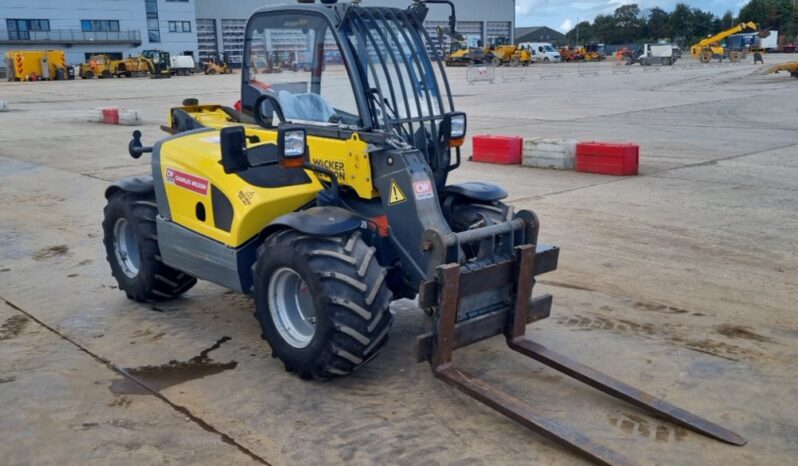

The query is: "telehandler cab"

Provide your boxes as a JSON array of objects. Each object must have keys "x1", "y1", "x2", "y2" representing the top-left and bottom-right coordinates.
[{"x1": 103, "y1": 1, "x2": 745, "y2": 464}]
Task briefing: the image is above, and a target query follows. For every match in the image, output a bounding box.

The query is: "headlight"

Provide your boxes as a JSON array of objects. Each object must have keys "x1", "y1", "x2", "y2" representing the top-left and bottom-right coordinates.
[
  {"x1": 449, "y1": 113, "x2": 466, "y2": 139},
  {"x1": 283, "y1": 130, "x2": 306, "y2": 157},
  {"x1": 278, "y1": 126, "x2": 307, "y2": 168}
]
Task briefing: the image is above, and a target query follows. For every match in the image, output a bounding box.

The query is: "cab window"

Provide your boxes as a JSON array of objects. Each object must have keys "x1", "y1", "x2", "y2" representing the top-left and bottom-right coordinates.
[{"x1": 244, "y1": 13, "x2": 361, "y2": 127}]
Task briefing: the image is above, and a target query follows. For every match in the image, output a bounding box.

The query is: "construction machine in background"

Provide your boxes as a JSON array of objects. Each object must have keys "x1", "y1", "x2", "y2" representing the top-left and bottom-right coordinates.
[
  {"x1": 445, "y1": 39, "x2": 486, "y2": 66},
  {"x1": 5, "y1": 50, "x2": 70, "y2": 81},
  {"x1": 485, "y1": 37, "x2": 532, "y2": 66},
  {"x1": 80, "y1": 53, "x2": 169, "y2": 79},
  {"x1": 768, "y1": 61, "x2": 798, "y2": 78},
  {"x1": 691, "y1": 22, "x2": 764, "y2": 63},
  {"x1": 582, "y1": 43, "x2": 605, "y2": 61},
  {"x1": 559, "y1": 45, "x2": 584, "y2": 62},
  {"x1": 142, "y1": 49, "x2": 173, "y2": 78},
  {"x1": 101, "y1": 2, "x2": 746, "y2": 465},
  {"x1": 203, "y1": 53, "x2": 233, "y2": 75}
]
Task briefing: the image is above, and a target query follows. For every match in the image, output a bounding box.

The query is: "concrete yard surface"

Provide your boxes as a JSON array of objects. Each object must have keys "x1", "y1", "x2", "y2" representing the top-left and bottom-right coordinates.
[{"x1": 1, "y1": 59, "x2": 797, "y2": 465}]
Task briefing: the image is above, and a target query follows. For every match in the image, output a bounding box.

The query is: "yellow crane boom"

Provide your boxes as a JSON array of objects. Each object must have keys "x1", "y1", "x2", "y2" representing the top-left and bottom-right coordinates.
[{"x1": 691, "y1": 22, "x2": 759, "y2": 62}]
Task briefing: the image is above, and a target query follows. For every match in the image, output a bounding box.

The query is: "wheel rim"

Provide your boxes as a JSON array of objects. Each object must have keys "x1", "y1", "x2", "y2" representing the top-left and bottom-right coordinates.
[
  {"x1": 113, "y1": 218, "x2": 140, "y2": 278},
  {"x1": 268, "y1": 267, "x2": 317, "y2": 348}
]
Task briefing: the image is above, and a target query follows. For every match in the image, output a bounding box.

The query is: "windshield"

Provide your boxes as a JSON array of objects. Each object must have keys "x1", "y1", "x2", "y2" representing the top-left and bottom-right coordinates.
[
  {"x1": 243, "y1": 12, "x2": 361, "y2": 127},
  {"x1": 544, "y1": 45, "x2": 556, "y2": 52}
]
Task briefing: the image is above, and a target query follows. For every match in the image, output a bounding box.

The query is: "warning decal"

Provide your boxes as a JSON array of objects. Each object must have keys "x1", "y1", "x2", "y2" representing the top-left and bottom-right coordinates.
[
  {"x1": 413, "y1": 180, "x2": 434, "y2": 201},
  {"x1": 166, "y1": 168, "x2": 209, "y2": 195},
  {"x1": 388, "y1": 179, "x2": 407, "y2": 205}
]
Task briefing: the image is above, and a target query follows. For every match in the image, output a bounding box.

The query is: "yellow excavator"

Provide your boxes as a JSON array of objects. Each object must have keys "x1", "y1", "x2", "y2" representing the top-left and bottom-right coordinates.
[
  {"x1": 691, "y1": 22, "x2": 763, "y2": 63},
  {"x1": 445, "y1": 38, "x2": 486, "y2": 66}
]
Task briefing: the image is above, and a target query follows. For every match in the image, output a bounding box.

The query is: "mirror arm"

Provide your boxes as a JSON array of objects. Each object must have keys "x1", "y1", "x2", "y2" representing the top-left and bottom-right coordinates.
[{"x1": 128, "y1": 130, "x2": 153, "y2": 159}]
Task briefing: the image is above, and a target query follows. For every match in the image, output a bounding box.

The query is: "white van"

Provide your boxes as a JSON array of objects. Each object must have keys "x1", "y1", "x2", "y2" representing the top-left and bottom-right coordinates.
[
  {"x1": 170, "y1": 55, "x2": 196, "y2": 75},
  {"x1": 518, "y1": 42, "x2": 561, "y2": 63}
]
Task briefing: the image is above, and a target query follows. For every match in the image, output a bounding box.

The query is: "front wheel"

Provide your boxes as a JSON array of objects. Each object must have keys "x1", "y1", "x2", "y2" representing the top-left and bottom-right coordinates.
[
  {"x1": 253, "y1": 230, "x2": 394, "y2": 379},
  {"x1": 103, "y1": 191, "x2": 197, "y2": 301}
]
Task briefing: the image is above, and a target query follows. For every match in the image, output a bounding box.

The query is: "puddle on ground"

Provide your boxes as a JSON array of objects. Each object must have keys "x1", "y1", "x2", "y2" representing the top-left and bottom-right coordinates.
[
  {"x1": 109, "y1": 337, "x2": 237, "y2": 395},
  {"x1": 31, "y1": 244, "x2": 69, "y2": 261},
  {"x1": 0, "y1": 315, "x2": 29, "y2": 341}
]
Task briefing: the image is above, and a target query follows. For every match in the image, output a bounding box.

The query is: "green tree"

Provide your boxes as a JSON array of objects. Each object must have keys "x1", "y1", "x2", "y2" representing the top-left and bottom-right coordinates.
[
  {"x1": 739, "y1": 0, "x2": 796, "y2": 41},
  {"x1": 721, "y1": 10, "x2": 736, "y2": 29},
  {"x1": 646, "y1": 7, "x2": 671, "y2": 41}
]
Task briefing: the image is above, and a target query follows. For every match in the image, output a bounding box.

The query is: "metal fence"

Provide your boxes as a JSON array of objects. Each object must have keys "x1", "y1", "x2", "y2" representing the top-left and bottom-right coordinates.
[
  {"x1": 0, "y1": 29, "x2": 141, "y2": 45},
  {"x1": 466, "y1": 65, "x2": 496, "y2": 84},
  {"x1": 460, "y1": 59, "x2": 763, "y2": 84}
]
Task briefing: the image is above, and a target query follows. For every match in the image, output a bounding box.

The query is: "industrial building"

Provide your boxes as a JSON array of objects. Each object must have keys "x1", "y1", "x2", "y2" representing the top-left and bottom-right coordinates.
[
  {"x1": 194, "y1": 0, "x2": 515, "y2": 66},
  {"x1": 515, "y1": 26, "x2": 567, "y2": 46},
  {"x1": 0, "y1": 0, "x2": 198, "y2": 65},
  {"x1": 0, "y1": 1, "x2": 515, "y2": 69}
]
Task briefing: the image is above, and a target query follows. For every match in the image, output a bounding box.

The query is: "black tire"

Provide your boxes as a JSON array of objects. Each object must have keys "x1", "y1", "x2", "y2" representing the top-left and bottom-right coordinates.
[
  {"x1": 103, "y1": 191, "x2": 197, "y2": 302},
  {"x1": 101, "y1": 70, "x2": 112, "y2": 79},
  {"x1": 83, "y1": 71, "x2": 95, "y2": 79},
  {"x1": 447, "y1": 199, "x2": 511, "y2": 260},
  {"x1": 253, "y1": 230, "x2": 394, "y2": 380}
]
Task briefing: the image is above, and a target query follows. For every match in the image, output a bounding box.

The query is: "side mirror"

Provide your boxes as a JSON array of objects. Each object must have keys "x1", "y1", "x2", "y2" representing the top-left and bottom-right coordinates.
[
  {"x1": 220, "y1": 126, "x2": 249, "y2": 174},
  {"x1": 278, "y1": 126, "x2": 307, "y2": 168},
  {"x1": 254, "y1": 94, "x2": 285, "y2": 128}
]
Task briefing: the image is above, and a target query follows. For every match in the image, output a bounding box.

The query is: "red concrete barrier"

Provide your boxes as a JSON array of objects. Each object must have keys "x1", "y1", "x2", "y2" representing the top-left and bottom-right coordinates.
[
  {"x1": 576, "y1": 142, "x2": 639, "y2": 176},
  {"x1": 472, "y1": 135, "x2": 523, "y2": 165}
]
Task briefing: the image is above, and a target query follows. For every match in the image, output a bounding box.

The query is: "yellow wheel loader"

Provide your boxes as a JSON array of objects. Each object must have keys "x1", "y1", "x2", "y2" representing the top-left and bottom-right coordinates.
[{"x1": 103, "y1": 2, "x2": 746, "y2": 464}]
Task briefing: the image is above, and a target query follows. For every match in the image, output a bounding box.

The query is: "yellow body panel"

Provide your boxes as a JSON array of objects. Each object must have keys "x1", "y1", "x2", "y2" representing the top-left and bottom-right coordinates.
[
  {"x1": 159, "y1": 131, "x2": 323, "y2": 247},
  {"x1": 159, "y1": 105, "x2": 377, "y2": 247},
  {"x1": 5, "y1": 50, "x2": 67, "y2": 80}
]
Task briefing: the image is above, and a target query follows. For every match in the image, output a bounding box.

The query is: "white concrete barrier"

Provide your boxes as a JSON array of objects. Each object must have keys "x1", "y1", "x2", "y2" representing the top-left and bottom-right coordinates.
[
  {"x1": 523, "y1": 138, "x2": 577, "y2": 170},
  {"x1": 0, "y1": 100, "x2": 9, "y2": 112},
  {"x1": 118, "y1": 109, "x2": 142, "y2": 126},
  {"x1": 87, "y1": 107, "x2": 142, "y2": 125}
]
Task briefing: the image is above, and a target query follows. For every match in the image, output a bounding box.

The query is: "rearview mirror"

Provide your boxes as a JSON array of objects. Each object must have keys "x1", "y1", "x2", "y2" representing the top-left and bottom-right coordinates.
[
  {"x1": 220, "y1": 126, "x2": 249, "y2": 174},
  {"x1": 254, "y1": 94, "x2": 286, "y2": 128}
]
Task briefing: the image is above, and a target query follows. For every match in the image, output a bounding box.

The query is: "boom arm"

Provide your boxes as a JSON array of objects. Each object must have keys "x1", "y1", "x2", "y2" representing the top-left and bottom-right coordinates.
[{"x1": 692, "y1": 22, "x2": 758, "y2": 55}]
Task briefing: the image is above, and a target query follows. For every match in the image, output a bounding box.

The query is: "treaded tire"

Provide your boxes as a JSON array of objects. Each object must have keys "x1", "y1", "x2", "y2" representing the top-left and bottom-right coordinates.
[
  {"x1": 253, "y1": 230, "x2": 394, "y2": 380},
  {"x1": 103, "y1": 191, "x2": 197, "y2": 302},
  {"x1": 449, "y1": 200, "x2": 511, "y2": 260}
]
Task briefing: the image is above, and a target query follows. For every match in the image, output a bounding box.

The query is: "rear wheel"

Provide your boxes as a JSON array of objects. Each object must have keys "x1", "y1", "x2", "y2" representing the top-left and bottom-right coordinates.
[
  {"x1": 83, "y1": 71, "x2": 95, "y2": 79},
  {"x1": 253, "y1": 230, "x2": 394, "y2": 379},
  {"x1": 103, "y1": 191, "x2": 197, "y2": 301}
]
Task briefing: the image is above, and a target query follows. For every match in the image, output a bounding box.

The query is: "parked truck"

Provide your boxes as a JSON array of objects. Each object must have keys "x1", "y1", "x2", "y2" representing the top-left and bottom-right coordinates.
[
  {"x1": 170, "y1": 55, "x2": 196, "y2": 76},
  {"x1": 5, "y1": 50, "x2": 70, "y2": 81},
  {"x1": 637, "y1": 43, "x2": 676, "y2": 66}
]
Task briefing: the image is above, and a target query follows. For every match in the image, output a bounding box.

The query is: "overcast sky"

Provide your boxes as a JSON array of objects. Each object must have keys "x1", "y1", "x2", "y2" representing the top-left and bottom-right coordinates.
[{"x1": 515, "y1": 0, "x2": 750, "y2": 32}]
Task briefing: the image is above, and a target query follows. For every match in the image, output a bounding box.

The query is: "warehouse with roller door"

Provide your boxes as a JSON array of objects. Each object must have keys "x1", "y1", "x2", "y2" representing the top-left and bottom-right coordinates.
[
  {"x1": 194, "y1": 0, "x2": 516, "y2": 67},
  {"x1": 0, "y1": 0, "x2": 198, "y2": 66}
]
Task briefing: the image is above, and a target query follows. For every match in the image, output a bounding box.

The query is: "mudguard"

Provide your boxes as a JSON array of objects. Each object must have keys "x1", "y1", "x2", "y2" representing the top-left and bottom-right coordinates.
[
  {"x1": 105, "y1": 175, "x2": 154, "y2": 199},
  {"x1": 440, "y1": 182, "x2": 508, "y2": 202},
  {"x1": 263, "y1": 206, "x2": 362, "y2": 238}
]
